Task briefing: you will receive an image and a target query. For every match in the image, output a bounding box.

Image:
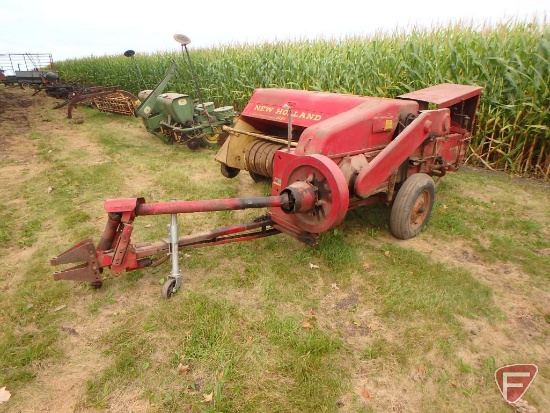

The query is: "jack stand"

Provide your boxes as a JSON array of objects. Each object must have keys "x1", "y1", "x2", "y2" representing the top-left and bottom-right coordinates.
[{"x1": 162, "y1": 200, "x2": 182, "y2": 298}]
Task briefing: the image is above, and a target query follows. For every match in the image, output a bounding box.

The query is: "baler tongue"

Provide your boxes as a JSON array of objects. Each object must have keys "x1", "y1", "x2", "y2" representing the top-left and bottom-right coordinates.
[{"x1": 51, "y1": 239, "x2": 102, "y2": 283}]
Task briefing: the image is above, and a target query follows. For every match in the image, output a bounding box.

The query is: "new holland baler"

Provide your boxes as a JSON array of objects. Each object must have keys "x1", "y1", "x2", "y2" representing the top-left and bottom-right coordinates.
[{"x1": 51, "y1": 83, "x2": 482, "y2": 298}]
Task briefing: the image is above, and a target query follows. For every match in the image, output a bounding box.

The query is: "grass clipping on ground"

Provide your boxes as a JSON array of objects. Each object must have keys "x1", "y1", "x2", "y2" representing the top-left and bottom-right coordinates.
[{"x1": 0, "y1": 88, "x2": 549, "y2": 413}]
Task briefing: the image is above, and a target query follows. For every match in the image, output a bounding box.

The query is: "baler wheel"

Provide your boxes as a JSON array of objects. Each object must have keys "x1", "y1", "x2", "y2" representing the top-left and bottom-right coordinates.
[
  {"x1": 249, "y1": 171, "x2": 270, "y2": 183},
  {"x1": 162, "y1": 278, "x2": 177, "y2": 299},
  {"x1": 390, "y1": 173, "x2": 435, "y2": 240},
  {"x1": 221, "y1": 163, "x2": 240, "y2": 178}
]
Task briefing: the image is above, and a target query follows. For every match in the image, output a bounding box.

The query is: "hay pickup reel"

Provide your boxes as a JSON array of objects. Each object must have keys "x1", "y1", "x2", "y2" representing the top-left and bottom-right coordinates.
[
  {"x1": 51, "y1": 83, "x2": 482, "y2": 298},
  {"x1": 132, "y1": 35, "x2": 236, "y2": 150}
]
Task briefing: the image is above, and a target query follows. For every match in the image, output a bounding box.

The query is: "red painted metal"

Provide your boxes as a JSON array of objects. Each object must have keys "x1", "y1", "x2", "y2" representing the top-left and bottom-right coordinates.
[
  {"x1": 295, "y1": 99, "x2": 419, "y2": 159},
  {"x1": 270, "y1": 153, "x2": 349, "y2": 234},
  {"x1": 134, "y1": 218, "x2": 278, "y2": 259},
  {"x1": 51, "y1": 239, "x2": 101, "y2": 283},
  {"x1": 280, "y1": 181, "x2": 317, "y2": 213},
  {"x1": 52, "y1": 217, "x2": 280, "y2": 277},
  {"x1": 354, "y1": 109, "x2": 451, "y2": 198},
  {"x1": 240, "y1": 88, "x2": 372, "y2": 128},
  {"x1": 398, "y1": 83, "x2": 483, "y2": 108},
  {"x1": 111, "y1": 223, "x2": 134, "y2": 269},
  {"x1": 135, "y1": 195, "x2": 288, "y2": 216},
  {"x1": 51, "y1": 83, "x2": 483, "y2": 287}
]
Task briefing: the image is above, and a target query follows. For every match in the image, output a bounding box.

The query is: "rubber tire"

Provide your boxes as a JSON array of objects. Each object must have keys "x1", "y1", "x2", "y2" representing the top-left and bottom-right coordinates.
[
  {"x1": 162, "y1": 278, "x2": 177, "y2": 299},
  {"x1": 249, "y1": 170, "x2": 270, "y2": 183},
  {"x1": 220, "y1": 163, "x2": 240, "y2": 178},
  {"x1": 217, "y1": 132, "x2": 229, "y2": 147},
  {"x1": 390, "y1": 173, "x2": 435, "y2": 240},
  {"x1": 90, "y1": 280, "x2": 103, "y2": 289}
]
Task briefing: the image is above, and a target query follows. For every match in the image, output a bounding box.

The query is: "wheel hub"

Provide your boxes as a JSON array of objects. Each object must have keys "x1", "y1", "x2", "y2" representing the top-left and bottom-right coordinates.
[{"x1": 271, "y1": 154, "x2": 349, "y2": 234}]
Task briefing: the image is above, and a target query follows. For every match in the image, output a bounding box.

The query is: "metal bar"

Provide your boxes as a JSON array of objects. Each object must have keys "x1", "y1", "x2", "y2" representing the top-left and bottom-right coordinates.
[
  {"x1": 135, "y1": 227, "x2": 279, "y2": 259},
  {"x1": 183, "y1": 44, "x2": 214, "y2": 132},
  {"x1": 136, "y1": 195, "x2": 288, "y2": 216},
  {"x1": 112, "y1": 224, "x2": 133, "y2": 266},
  {"x1": 134, "y1": 218, "x2": 275, "y2": 258},
  {"x1": 168, "y1": 199, "x2": 182, "y2": 290},
  {"x1": 222, "y1": 126, "x2": 298, "y2": 147},
  {"x1": 180, "y1": 228, "x2": 280, "y2": 249}
]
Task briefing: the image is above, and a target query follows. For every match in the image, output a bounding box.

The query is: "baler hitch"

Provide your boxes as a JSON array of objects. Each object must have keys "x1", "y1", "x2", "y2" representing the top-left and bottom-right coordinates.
[{"x1": 51, "y1": 188, "x2": 316, "y2": 298}]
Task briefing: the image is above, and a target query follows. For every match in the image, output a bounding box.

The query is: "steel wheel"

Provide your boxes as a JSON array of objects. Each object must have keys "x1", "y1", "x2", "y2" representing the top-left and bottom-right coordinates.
[
  {"x1": 390, "y1": 173, "x2": 435, "y2": 240},
  {"x1": 186, "y1": 138, "x2": 203, "y2": 150},
  {"x1": 161, "y1": 278, "x2": 177, "y2": 299},
  {"x1": 203, "y1": 132, "x2": 219, "y2": 147}
]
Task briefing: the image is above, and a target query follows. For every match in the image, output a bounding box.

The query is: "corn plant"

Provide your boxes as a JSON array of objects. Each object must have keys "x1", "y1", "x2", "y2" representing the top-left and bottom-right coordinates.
[{"x1": 57, "y1": 18, "x2": 549, "y2": 179}]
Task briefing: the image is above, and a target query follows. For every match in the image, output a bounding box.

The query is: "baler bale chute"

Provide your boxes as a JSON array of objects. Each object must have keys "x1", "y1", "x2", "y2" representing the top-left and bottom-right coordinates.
[
  {"x1": 132, "y1": 35, "x2": 236, "y2": 149},
  {"x1": 51, "y1": 83, "x2": 482, "y2": 298}
]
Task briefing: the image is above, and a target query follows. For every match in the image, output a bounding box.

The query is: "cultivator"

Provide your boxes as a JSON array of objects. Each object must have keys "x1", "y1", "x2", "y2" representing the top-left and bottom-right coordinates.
[{"x1": 51, "y1": 83, "x2": 482, "y2": 298}]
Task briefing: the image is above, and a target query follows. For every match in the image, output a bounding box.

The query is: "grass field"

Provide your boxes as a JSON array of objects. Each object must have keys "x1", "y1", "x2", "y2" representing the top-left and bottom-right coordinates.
[{"x1": 0, "y1": 88, "x2": 549, "y2": 412}]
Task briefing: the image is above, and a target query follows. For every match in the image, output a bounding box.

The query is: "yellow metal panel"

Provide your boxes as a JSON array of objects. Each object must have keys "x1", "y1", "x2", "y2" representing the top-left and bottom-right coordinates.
[{"x1": 215, "y1": 119, "x2": 260, "y2": 170}]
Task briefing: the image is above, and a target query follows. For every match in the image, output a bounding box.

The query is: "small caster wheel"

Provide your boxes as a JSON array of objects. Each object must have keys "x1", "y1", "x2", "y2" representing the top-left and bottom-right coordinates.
[
  {"x1": 162, "y1": 278, "x2": 177, "y2": 299},
  {"x1": 90, "y1": 280, "x2": 103, "y2": 289}
]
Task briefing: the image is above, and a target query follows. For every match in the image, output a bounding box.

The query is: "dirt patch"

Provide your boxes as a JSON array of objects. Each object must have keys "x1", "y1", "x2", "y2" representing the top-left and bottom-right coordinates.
[
  {"x1": 389, "y1": 234, "x2": 549, "y2": 367},
  {"x1": 0, "y1": 88, "x2": 152, "y2": 413}
]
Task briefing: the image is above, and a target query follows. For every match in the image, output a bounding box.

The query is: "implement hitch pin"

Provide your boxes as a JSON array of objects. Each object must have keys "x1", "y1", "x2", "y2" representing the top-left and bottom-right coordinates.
[{"x1": 163, "y1": 199, "x2": 182, "y2": 298}]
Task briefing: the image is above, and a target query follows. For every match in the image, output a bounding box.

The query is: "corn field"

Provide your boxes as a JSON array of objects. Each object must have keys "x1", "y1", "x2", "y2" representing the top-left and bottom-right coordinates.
[{"x1": 57, "y1": 19, "x2": 550, "y2": 179}]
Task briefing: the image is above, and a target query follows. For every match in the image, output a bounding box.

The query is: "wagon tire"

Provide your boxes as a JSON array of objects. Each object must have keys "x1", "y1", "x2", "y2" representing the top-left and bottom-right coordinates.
[
  {"x1": 390, "y1": 173, "x2": 435, "y2": 240},
  {"x1": 20, "y1": 82, "x2": 31, "y2": 90}
]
